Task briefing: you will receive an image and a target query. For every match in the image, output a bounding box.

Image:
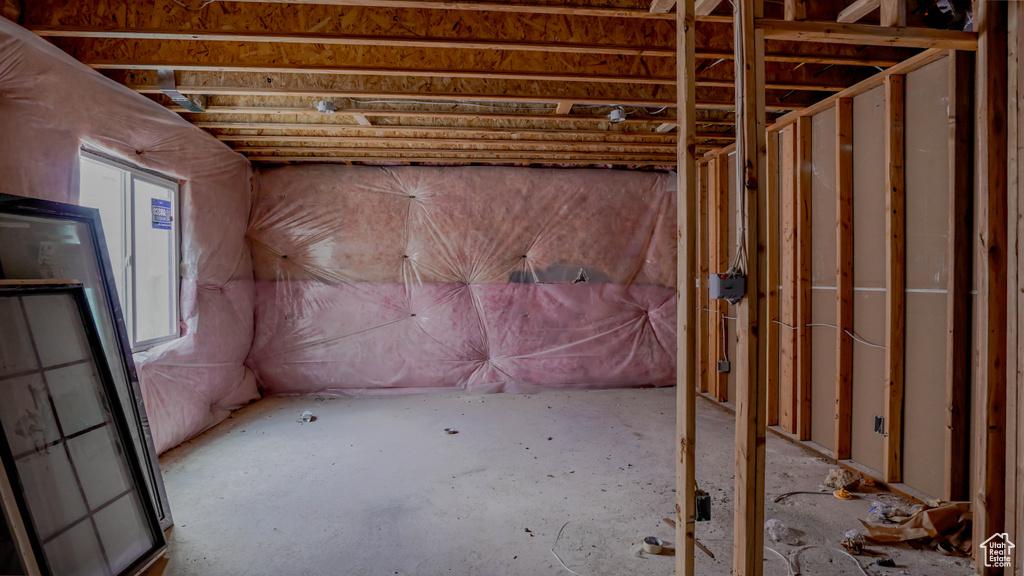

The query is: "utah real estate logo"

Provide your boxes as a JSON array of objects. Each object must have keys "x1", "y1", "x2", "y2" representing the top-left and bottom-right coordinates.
[{"x1": 980, "y1": 533, "x2": 1015, "y2": 569}]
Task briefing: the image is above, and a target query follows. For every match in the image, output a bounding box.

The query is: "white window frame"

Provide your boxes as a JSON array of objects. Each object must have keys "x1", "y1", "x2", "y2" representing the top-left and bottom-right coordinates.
[{"x1": 79, "y1": 149, "x2": 181, "y2": 351}]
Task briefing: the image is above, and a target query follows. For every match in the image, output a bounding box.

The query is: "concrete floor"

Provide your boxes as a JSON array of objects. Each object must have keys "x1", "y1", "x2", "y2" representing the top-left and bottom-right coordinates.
[{"x1": 142, "y1": 388, "x2": 971, "y2": 576}]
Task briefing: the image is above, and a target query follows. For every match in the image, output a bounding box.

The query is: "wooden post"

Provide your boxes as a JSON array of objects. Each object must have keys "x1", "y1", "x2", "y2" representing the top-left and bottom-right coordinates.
[
  {"x1": 708, "y1": 156, "x2": 722, "y2": 397},
  {"x1": 733, "y1": 0, "x2": 766, "y2": 574},
  {"x1": 835, "y1": 97, "x2": 854, "y2": 461},
  {"x1": 766, "y1": 130, "x2": 780, "y2": 427},
  {"x1": 714, "y1": 156, "x2": 731, "y2": 402},
  {"x1": 699, "y1": 162, "x2": 710, "y2": 395},
  {"x1": 945, "y1": 51, "x2": 972, "y2": 503},
  {"x1": 974, "y1": 1, "x2": 1009, "y2": 573},
  {"x1": 880, "y1": 0, "x2": 906, "y2": 27},
  {"x1": 675, "y1": 1, "x2": 698, "y2": 573},
  {"x1": 795, "y1": 115, "x2": 813, "y2": 442},
  {"x1": 784, "y1": 0, "x2": 805, "y2": 21},
  {"x1": 883, "y1": 73, "x2": 906, "y2": 484},
  {"x1": 780, "y1": 125, "x2": 798, "y2": 433}
]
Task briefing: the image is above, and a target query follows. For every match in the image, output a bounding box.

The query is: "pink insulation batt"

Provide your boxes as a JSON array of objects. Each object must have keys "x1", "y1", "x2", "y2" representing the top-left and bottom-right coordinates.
[
  {"x1": 247, "y1": 165, "x2": 678, "y2": 396},
  {"x1": 0, "y1": 19, "x2": 259, "y2": 453}
]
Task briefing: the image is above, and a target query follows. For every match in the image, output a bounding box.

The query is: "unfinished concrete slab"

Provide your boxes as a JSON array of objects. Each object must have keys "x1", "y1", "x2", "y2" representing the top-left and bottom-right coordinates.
[{"x1": 142, "y1": 389, "x2": 971, "y2": 576}]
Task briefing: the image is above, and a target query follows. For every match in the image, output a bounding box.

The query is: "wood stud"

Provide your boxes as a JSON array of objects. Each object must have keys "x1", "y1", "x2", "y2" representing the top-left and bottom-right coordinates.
[
  {"x1": 883, "y1": 73, "x2": 905, "y2": 484},
  {"x1": 835, "y1": 97, "x2": 854, "y2": 461}
]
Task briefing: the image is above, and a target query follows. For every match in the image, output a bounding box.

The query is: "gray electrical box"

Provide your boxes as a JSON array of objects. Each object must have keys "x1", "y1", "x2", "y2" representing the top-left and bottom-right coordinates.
[{"x1": 708, "y1": 273, "x2": 746, "y2": 304}]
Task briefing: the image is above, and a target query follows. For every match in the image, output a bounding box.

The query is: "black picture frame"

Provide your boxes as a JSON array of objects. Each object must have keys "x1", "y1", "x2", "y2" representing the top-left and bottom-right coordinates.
[{"x1": 0, "y1": 193, "x2": 172, "y2": 531}]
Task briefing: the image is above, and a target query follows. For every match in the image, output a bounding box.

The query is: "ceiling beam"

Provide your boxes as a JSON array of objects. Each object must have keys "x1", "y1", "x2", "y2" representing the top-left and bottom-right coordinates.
[
  {"x1": 695, "y1": 0, "x2": 724, "y2": 16},
  {"x1": 29, "y1": 27, "x2": 904, "y2": 67},
  {"x1": 221, "y1": 0, "x2": 735, "y2": 21},
  {"x1": 836, "y1": 0, "x2": 879, "y2": 23},
  {"x1": 193, "y1": 121, "x2": 738, "y2": 140},
  {"x1": 246, "y1": 155, "x2": 677, "y2": 166},
  {"x1": 132, "y1": 84, "x2": 807, "y2": 112},
  {"x1": 88, "y1": 61, "x2": 847, "y2": 92},
  {"x1": 649, "y1": 0, "x2": 676, "y2": 14},
  {"x1": 215, "y1": 135, "x2": 689, "y2": 149},
  {"x1": 232, "y1": 147, "x2": 678, "y2": 159},
  {"x1": 756, "y1": 19, "x2": 978, "y2": 50},
  {"x1": 169, "y1": 105, "x2": 714, "y2": 126}
]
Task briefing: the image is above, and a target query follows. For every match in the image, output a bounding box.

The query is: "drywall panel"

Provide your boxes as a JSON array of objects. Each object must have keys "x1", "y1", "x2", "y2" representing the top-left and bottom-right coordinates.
[
  {"x1": 902, "y1": 58, "x2": 951, "y2": 498},
  {"x1": 727, "y1": 152, "x2": 738, "y2": 404},
  {"x1": 850, "y1": 85, "x2": 887, "y2": 473},
  {"x1": 811, "y1": 107, "x2": 838, "y2": 451}
]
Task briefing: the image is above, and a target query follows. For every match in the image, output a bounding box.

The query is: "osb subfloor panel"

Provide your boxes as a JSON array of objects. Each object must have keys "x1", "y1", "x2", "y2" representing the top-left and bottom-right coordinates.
[{"x1": 143, "y1": 389, "x2": 971, "y2": 576}]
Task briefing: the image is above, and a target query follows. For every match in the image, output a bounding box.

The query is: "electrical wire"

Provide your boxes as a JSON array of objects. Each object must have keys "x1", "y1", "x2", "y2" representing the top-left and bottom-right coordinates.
[
  {"x1": 168, "y1": 0, "x2": 217, "y2": 10},
  {"x1": 551, "y1": 522, "x2": 585, "y2": 576},
  {"x1": 764, "y1": 547, "x2": 795, "y2": 576}
]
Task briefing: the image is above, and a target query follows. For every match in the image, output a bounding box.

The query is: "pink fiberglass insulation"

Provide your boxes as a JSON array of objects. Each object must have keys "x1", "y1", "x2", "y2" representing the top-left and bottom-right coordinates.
[
  {"x1": 0, "y1": 19, "x2": 259, "y2": 453},
  {"x1": 248, "y1": 164, "x2": 677, "y2": 396}
]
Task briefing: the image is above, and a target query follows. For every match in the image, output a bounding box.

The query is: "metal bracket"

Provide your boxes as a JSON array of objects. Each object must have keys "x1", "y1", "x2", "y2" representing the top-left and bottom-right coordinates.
[{"x1": 157, "y1": 70, "x2": 207, "y2": 113}]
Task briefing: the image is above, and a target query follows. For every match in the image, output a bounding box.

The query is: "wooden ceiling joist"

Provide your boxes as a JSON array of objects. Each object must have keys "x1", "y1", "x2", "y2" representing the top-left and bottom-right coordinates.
[
  {"x1": 132, "y1": 84, "x2": 807, "y2": 112},
  {"x1": 232, "y1": 147, "x2": 677, "y2": 159},
  {"x1": 247, "y1": 155, "x2": 676, "y2": 166},
  {"x1": 756, "y1": 19, "x2": 978, "y2": 50},
  {"x1": 215, "y1": 135, "x2": 685, "y2": 150},
  {"x1": 30, "y1": 27, "x2": 905, "y2": 68},
  {"x1": 89, "y1": 61, "x2": 848, "y2": 92},
  {"x1": 194, "y1": 121, "x2": 738, "y2": 141},
  {"x1": 222, "y1": 0, "x2": 735, "y2": 21}
]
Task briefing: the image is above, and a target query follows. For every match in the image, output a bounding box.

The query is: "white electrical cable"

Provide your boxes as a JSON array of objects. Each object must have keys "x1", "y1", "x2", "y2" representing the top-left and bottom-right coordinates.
[
  {"x1": 702, "y1": 307, "x2": 737, "y2": 321},
  {"x1": 551, "y1": 522, "x2": 585, "y2": 576},
  {"x1": 764, "y1": 547, "x2": 795, "y2": 576},
  {"x1": 771, "y1": 319, "x2": 797, "y2": 330}
]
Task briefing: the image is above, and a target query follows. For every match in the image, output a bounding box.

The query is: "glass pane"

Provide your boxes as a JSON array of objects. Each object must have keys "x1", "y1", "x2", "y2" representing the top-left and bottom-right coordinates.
[
  {"x1": 22, "y1": 295, "x2": 90, "y2": 368},
  {"x1": 0, "y1": 291, "x2": 159, "y2": 576},
  {"x1": 0, "y1": 297, "x2": 36, "y2": 377},
  {"x1": 0, "y1": 205, "x2": 171, "y2": 528},
  {"x1": 132, "y1": 180, "x2": 177, "y2": 344},
  {"x1": 94, "y1": 494, "x2": 151, "y2": 574},
  {"x1": 79, "y1": 158, "x2": 128, "y2": 307},
  {"x1": 42, "y1": 521, "x2": 106, "y2": 576},
  {"x1": 0, "y1": 374, "x2": 60, "y2": 455}
]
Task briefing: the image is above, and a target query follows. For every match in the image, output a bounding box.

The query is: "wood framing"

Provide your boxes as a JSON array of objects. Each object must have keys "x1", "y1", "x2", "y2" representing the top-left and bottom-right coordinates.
[
  {"x1": 699, "y1": 162, "x2": 711, "y2": 395},
  {"x1": 712, "y1": 155, "x2": 730, "y2": 401},
  {"x1": 945, "y1": 50, "x2": 972, "y2": 503},
  {"x1": 766, "y1": 130, "x2": 780, "y2": 427},
  {"x1": 974, "y1": 2, "x2": 1009, "y2": 573},
  {"x1": 708, "y1": 155, "x2": 723, "y2": 398},
  {"x1": 695, "y1": 0, "x2": 723, "y2": 16},
  {"x1": 779, "y1": 124, "x2": 798, "y2": 434},
  {"x1": 879, "y1": 0, "x2": 906, "y2": 28},
  {"x1": 835, "y1": 97, "x2": 854, "y2": 461},
  {"x1": 675, "y1": 2, "x2": 698, "y2": 573},
  {"x1": 795, "y1": 115, "x2": 812, "y2": 442},
  {"x1": 756, "y1": 20, "x2": 978, "y2": 51},
  {"x1": 883, "y1": 73, "x2": 905, "y2": 484},
  {"x1": 784, "y1": 0, "x2": 805, "y2": 21},
  {"x1": 836, "y1": 0, "x2": 879, "y2": 24},
  {"x1": 733, "y1": 0, "x2": 766, "y2": 574},
  {"x1": 650, "y1": 0, "x2": 675, "y2": 14}
]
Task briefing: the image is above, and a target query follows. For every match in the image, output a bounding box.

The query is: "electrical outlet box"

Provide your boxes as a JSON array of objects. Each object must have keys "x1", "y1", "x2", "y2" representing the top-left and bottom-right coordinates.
[
  {"x1": 709, "y1": 273, "x2": 746, "y2": 304},
  {"x1": 717, "y1": 359, "x2": 731, "y2": 373},
  {"x1": 874, "y1": 415, "x2": 884, "y2": 434},
  {"x1": 695, "y1": 489, "x2": 712, "y2": 522}
]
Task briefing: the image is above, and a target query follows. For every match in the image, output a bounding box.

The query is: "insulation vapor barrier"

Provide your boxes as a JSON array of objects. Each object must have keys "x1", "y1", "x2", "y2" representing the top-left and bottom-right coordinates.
[
  {"x1": 0, "y1": 18, "x2": 259, "y2": 454},
  {"x1": 247, "y1": 165, "x2": 678, "y2": 396}
]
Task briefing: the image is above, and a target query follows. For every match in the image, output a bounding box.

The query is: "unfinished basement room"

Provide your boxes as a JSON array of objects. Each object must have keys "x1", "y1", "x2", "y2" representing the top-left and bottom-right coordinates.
[{"x1": 0, "y1": 1, "x2": 1020, "y2": 575}]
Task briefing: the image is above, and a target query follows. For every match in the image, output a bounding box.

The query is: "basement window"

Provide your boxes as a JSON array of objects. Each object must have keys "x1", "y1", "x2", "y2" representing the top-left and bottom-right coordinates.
[{"x1": 78, "y1": 150, "x2": 180, "y2": 350}]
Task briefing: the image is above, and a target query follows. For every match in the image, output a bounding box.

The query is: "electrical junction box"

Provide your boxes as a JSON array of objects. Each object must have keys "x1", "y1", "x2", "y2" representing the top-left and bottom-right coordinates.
[
  {"x1": 708, "y1": 273, "x2": 746, "y2": 304},
  {"x1": 695, "y1": 489, "x2": 712, "y2": 522},
  {"x1": 717, "y1": 359, "x2": 731, "y2": 373}
]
